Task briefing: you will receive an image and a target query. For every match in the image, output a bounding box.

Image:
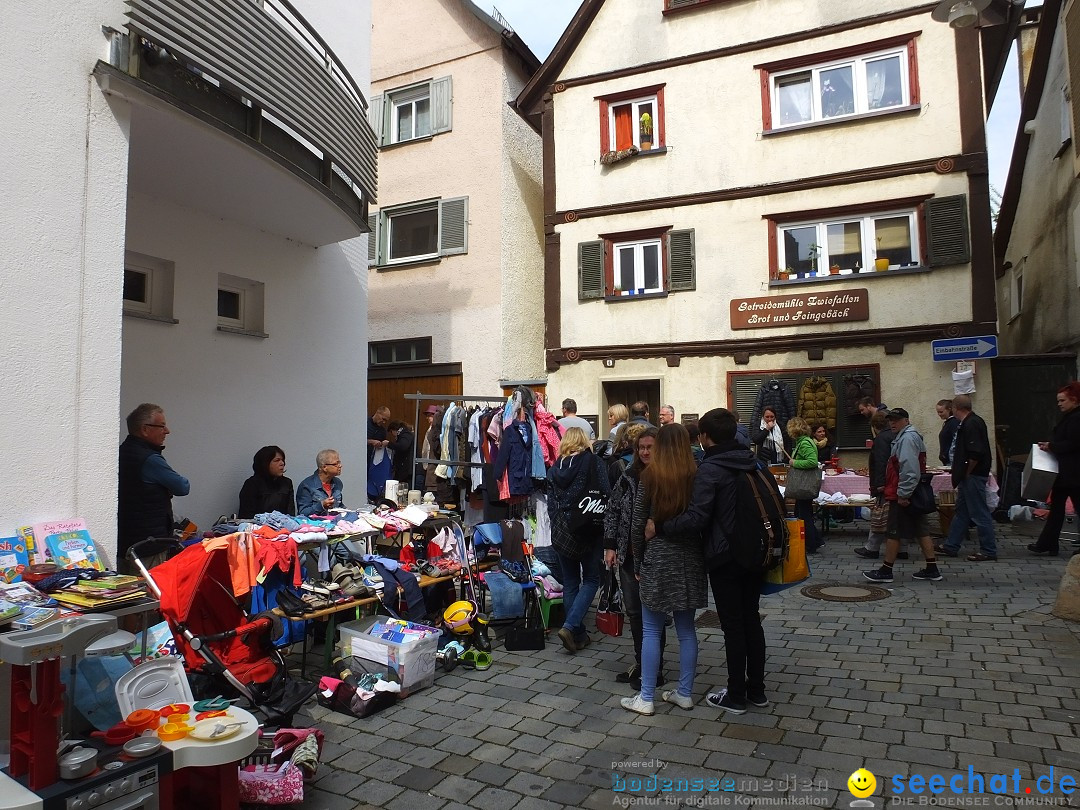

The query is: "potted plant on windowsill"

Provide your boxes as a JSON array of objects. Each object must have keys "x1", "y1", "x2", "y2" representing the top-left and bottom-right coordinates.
[
  {"x1": 830, "y1": 263, "x2": 841, "y2": 275},
  {"x1": 875, "y1": 237, "x2": 890, "y2": 271},
  {"x1": 807, "y1": 243, "x2": 821, "y2": 278},
  {"x1": 639, "y1": 112, "x2": 653, "y2": 151},
  {"x1": 778, "y1": 267, "x2": 792, "y2": 281}
]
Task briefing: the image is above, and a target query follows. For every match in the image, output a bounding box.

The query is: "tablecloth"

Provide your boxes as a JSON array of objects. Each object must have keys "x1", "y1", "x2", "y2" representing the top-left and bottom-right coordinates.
[{"x1": 819, "y1": 472, "x2": 998, "y2": 498}]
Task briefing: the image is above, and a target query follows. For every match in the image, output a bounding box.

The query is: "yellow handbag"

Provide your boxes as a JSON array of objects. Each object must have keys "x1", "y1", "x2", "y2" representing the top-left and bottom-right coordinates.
[{"x1": 763, "y1": 519, "x2": 809, "y2": 590}]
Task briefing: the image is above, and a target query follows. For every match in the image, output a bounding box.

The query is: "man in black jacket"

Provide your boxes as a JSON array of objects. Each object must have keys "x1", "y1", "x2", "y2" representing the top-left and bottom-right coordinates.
[
  {"x1": 649, "y1": 408, "x2": 768, "y2": 715},
  {"x1": 938, "y1": 394, "x2": 997, "y2": 561}
]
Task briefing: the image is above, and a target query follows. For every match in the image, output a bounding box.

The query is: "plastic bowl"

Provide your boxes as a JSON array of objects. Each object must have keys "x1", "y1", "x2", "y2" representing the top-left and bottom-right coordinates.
[{"x1": 123, "y1": 736, "x2": 163, "y2": 758}]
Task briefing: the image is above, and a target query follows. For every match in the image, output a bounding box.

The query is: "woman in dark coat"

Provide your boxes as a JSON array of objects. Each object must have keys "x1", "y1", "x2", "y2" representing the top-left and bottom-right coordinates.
[
  {"x1": 750, "y1": 406, "x2": 788, "y2": 467},
  {"x1": 548, "y1": 427, "x2": 610, "y2": 653},
  {"x1": 1029, "y1": 382, "x2": 1080, "y2": 556},
  {"x1": 855, "y1": 410, "x2": 896, "y2": 559},
  {"x1": 238, "y1": 445, "x2": 295, "y2": 518}
]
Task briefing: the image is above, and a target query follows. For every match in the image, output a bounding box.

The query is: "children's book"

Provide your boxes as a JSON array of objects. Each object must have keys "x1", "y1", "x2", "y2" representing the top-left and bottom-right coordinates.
[
  {"x1": 0, "y1": 535, "x2": 31, "y2": 582},
  {"x1": 11, "y1": 606, "x2": 59, "y2": 630},
  {"x1": 44, "y1": 529, "x2": 104, "y2": 571},
  {"x1": 0, "y1": 599, "x2": 23, "y2": 624},
  {"x1": 0, "y1": 581, "x2": 56, "y2": 607},
  {"x1": 16, "y1": 526, "x2": 40, "y2": 565},
  {"x1": 30, "y1": 519, "x2": 90, "y2": 566}
]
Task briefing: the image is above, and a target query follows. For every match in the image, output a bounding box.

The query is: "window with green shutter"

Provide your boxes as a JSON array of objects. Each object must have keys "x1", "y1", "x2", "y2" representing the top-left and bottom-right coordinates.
[
  {"x1": 578, "y1": 227, "x2": 696, "y2": 301},
  {"x1": 374, "y1": 197, "x2": 468, "y2": 267},
  {"x1": 578, "y1": 240, "x2": 605, "y2": 300},
  {"x1": 371, "y1": 77, "x2": 453, "y2": 147},
  {"x1": 925, "y1": 194, "x2": 970, "y2": 267}
]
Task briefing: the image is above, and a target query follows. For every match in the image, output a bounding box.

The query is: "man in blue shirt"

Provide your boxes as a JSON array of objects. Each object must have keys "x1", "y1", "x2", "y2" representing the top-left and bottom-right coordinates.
[{"x1": 118, "y1": 404, "x2": 190, "y2": 566}]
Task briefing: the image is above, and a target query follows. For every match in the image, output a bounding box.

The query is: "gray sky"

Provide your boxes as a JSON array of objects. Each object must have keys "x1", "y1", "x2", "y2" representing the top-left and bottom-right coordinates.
[{"x1": 495, "y1": 0, "x2": 1028, "y2": 195}]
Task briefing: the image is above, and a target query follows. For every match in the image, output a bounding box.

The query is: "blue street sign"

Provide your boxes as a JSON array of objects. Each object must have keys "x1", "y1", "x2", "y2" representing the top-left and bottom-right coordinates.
[{"x1": 930, "y1": 335, "x2": 998, "y2": 362}]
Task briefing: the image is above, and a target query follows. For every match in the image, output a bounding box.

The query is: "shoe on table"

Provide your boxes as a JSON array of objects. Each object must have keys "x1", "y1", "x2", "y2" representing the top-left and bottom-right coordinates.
[
  {"x1": 911, "y1": 568, "x2": 943, "y2": 582},
  {"x1": 661, "y1": 690, "x2": 694, "y2": 710},
  {"x1": 616, "y1": 664, "x2": 640, "y2": 684},
  {"x1": 863, "y1": 568, "x2": 893, "y2": 584},
  {"x1": 621, "y1": 693, "x2": 655, "y2": 716},
  {"x1": 557, "y1": 627, "x2": 577, "y2": 654},
  {"x1": 705, "y1": 688, "x2": 747, "y2": 715},
  {"x1": 853, "y1": 548, "x2": 878, "y2": 559}
]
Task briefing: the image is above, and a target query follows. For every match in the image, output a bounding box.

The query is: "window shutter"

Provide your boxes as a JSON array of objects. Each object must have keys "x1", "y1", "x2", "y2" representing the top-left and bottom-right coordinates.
[
  {"x1": 925, "y1": 195, "x2": 970, "y2": 267},
  {"x1": 578, "y1": 240, "x2": 605, "y2": 300},
  {"x1": 667, "y1": 229, "x2": 696, "y2": 291},
  {"x1": 367, "y1": 213, "x2": 378, "y2": 264},
  {"x1": 431, "y1": 76, "x2": 453, "y2": 134},
  {"x1": 368, "y1": 93, "x2": 385, "y2": 146},
  {"x1": 439, "y1": 197, "x2": 468, "y2": 255}
]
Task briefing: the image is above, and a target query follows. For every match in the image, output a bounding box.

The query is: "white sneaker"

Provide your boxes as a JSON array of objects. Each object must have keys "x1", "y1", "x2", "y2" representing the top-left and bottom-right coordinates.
[
  {"x1": 620, "y1": 693, "x2": 655, "y2": 716},
  {"x1": 661, "y1": 690, "x2": 694, "y2": 710}
]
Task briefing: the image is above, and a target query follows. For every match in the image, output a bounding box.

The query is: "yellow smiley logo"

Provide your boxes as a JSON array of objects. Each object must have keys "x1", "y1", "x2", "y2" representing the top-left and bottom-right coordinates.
[{"x1": 848, "y1": 768, "x2": 877, "y2": 798}]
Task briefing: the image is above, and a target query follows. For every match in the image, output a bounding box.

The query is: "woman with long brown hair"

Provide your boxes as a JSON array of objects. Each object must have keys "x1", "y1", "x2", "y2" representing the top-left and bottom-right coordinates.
[{"x1": 621, "y1": 423, "x2": 707, "y2": 715}]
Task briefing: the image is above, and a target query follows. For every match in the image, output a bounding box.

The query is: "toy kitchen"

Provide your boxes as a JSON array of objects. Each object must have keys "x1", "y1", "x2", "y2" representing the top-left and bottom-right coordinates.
[{"x1": 0, "y1": 616, "x2": 174, "y2": 810}]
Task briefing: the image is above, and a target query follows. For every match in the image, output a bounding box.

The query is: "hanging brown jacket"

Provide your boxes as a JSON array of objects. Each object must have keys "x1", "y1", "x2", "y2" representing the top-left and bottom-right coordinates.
[{"x1": 798, "y1": 376, "x2": 837, "y2": 431}]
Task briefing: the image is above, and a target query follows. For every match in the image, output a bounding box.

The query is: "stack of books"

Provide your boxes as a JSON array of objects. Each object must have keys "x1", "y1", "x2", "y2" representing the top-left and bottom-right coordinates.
[{"x1": 51, "y1": 574, "x2": 148, "y2": 612}]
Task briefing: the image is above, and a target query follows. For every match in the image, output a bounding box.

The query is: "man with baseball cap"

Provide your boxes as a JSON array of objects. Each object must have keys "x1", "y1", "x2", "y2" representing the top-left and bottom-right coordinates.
[{"x1": 864, "y1": 407, "x2": 943, "y2": 583}]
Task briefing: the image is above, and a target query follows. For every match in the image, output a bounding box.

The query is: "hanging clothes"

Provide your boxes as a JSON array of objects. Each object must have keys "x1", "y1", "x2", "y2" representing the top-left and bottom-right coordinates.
[
  {"x1": 435, "y1": 402, "x2": 462, "y2": 480},
  {"x1": 797, "y1": 376, "x2": 838, "y2": 431},
  {"x1": 750, "y1": 379, "x2": 796, "y2": 432},
  {"x1": 493, "y1": 419, "x2": 535, "y2": 497},
  {"x1": 843, "y1": 374, "x2": 877, "y2": 416}
]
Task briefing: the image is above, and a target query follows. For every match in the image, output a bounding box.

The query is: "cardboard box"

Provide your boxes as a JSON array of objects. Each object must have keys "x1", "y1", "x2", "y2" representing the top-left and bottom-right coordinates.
[
  {"x1": 1022, "y1": 444, "x2": 1058, "y2": 502},
  {"x1": 339, "y1": 617, "x2": 439, "y2": 696}
]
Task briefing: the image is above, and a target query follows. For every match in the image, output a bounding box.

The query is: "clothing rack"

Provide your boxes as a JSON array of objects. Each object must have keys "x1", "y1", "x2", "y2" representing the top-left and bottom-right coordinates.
[{"x1": 403, "y1": 392, "x2": 507, "y2": 472}]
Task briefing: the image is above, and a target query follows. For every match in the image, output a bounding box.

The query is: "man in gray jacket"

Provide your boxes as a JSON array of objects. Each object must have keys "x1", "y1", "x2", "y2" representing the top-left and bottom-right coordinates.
[{"x1": 863, "y1": 408, "x2": 943, "y2": 583}]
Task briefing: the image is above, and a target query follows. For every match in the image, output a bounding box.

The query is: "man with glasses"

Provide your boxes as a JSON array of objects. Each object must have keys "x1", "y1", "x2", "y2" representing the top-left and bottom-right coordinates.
[
  {"x1": 118, "y1": 403, "x2": 190, "y2": 567},
  {"x1": 296, "y1": 449, "x2": 345, "y2": 516}
]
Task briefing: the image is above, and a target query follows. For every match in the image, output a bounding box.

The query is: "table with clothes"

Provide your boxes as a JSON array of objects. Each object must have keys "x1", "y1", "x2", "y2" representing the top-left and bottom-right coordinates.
[{"x1": 813, "y1": 471, "x2": 999, "y2": 536}]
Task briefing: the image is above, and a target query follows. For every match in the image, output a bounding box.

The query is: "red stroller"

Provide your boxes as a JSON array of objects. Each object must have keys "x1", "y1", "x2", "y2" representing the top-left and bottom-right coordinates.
[{"x1": 128, "y1": 539, "x2": 316, "y2": 726}]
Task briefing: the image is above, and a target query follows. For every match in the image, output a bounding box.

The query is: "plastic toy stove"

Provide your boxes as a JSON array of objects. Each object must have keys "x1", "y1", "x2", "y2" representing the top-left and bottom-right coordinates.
[{"x1": 4, "y1": 738, "x2": 173, "y2": 810}]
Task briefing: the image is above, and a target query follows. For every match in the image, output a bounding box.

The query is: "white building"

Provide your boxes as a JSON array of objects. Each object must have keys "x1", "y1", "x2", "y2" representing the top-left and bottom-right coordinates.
[
  {"x1": 515, "y1": 0, "x2": 1021, "y2": 458},
  {"x1": 1, "y1": 0, "x2": 378, "y2": 563},
  {"x1": 366, "y1": 0, "x2": 544, "y2": 420},
  {"x1": 993, "y1": 0, "x2": 1079, "y2": 456}
]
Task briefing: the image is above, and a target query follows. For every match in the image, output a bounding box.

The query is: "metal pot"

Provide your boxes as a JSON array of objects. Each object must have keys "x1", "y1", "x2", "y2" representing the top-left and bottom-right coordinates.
[
  {"x1": 59, "y1": 746, "x2": 98, "y2": 779},
  {"x1": 123, "y1": 735, "x2": 162, "y2": 758}
]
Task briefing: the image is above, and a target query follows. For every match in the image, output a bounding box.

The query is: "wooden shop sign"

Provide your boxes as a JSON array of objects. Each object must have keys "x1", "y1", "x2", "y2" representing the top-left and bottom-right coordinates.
[{"x1": 730, "y1": 289, "x2": 870, "y2": 330}]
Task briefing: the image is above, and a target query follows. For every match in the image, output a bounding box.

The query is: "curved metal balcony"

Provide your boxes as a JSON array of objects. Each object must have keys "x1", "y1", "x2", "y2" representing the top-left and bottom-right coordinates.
[{"x1": 98, "y1": 0, "x2": 377, "y2": 246}]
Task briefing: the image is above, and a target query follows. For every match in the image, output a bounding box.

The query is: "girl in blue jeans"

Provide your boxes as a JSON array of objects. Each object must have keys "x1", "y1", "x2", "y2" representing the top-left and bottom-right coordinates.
[{"x1": 622, "y1": 423, "x2": 707, "y2": 715}]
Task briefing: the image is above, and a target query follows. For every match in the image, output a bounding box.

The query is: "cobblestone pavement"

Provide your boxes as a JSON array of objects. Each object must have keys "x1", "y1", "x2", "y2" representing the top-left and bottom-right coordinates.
[{"x1": 288, "y1": 521, "x2": 1080, "y2": 809}]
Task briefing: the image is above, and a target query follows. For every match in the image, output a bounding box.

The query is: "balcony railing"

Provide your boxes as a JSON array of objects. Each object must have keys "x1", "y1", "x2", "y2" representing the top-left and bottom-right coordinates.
[{"x1": 120, "y1": 0, "x2": 377, "y2": 206}]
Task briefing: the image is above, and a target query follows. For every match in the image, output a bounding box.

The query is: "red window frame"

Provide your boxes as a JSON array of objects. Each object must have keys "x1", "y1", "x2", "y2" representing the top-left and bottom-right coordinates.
[
  {"x1": 598, "y1": 225, "x2": 673, "y2": 296},
  {"x1": 763, "y1": 196, "x2": 931, "y2": 279},
  {"x1": 756, "y1": 33, "x2": 921, "y2": 131},
  {"x1": 597, "y1": 84, "x2": 666, "y2": 157}
]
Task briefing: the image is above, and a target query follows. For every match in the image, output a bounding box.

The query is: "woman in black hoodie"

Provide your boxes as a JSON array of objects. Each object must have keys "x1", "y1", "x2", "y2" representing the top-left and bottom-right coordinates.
[
  {"x1": 238, "y1": 445, "x2": 295, "y2": 518},
  {"x1": 548, "y1": 427, "x2": 610, "y2": 653}
]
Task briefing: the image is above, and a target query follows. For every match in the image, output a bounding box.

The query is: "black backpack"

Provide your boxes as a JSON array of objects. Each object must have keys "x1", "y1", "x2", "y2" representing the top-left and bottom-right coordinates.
[{"x1": 715, "y1": 463, "x2": 788, "y2": 572}]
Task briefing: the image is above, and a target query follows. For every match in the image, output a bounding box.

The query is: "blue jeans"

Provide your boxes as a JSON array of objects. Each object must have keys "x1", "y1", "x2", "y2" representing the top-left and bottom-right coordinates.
[
  {"x1": 945, "y1": 476, "x2": 996, "y2": 556},
  {"x1": 557, "y1": 543, "x2": 602, "y2": 641},
  {"x1": 641, "y1": 604, "x2": 697, "y2": 703}
]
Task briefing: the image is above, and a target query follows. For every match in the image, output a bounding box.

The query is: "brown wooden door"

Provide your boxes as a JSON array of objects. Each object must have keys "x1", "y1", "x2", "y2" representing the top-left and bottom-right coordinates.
[{"x1": 368, "y1": 374, "x2": 463, "y2": 435}]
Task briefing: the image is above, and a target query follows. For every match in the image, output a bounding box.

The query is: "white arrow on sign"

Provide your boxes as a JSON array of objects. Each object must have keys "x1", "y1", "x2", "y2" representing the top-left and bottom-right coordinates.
[{"x1": 975, "y1": 339, "x2": 995, "y2": 356}]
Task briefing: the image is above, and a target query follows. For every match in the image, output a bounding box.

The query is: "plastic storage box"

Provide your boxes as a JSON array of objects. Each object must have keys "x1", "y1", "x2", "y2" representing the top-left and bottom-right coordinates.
[{"x1": 338, "y1": 617, "x2": 440, "y2": 696}]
